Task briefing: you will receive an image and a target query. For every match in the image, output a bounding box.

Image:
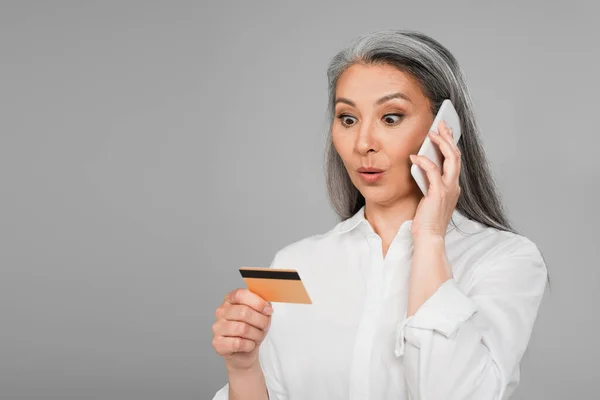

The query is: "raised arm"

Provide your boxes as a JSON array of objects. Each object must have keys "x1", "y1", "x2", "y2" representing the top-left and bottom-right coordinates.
[{"x1": 397, "y1": 236, "x2": 548, "y2": 399}]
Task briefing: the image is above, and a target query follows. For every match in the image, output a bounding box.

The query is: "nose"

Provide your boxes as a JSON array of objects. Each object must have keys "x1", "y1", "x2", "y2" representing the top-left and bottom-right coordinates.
[{"x1": 355, "y1": 118, "x2": 378, "y2": 155}]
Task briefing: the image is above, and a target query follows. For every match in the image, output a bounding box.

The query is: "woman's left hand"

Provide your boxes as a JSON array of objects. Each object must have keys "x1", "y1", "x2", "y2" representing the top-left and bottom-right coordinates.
[{"x1": 409, "y1": 120, "x2": 462, "y2": 239}]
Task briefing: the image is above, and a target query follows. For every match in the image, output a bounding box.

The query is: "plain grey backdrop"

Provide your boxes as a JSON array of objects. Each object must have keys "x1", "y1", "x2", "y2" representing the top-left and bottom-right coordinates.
[{"x1": 1, "y1": 1, "x2": 598, "y2": 399}]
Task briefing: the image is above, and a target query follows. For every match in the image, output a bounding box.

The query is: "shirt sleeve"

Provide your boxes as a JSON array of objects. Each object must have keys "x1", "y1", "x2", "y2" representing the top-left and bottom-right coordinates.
[
  {"x1": 395, "y1": 236, "x2": 548, "y2": 400},
  {"x1": 212, "y1": 249, "x2": 290, "y2": 400}
]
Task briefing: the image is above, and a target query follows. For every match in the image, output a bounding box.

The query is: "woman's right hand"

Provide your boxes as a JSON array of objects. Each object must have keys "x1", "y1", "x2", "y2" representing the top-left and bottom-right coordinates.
[{"x1": 212, "y1": 288, "x2": 274, "y2": 372}]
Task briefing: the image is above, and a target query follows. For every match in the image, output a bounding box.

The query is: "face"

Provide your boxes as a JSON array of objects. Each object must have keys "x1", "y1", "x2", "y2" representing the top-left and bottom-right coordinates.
[{"x1": 331, "y1": 63, "x2": 435, "y2": 206}]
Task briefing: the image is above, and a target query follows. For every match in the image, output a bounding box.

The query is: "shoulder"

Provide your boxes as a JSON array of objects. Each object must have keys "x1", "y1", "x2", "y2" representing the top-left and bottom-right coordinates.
[
  {"x1": 454, "y1": 217, "x2": 544, "y2": 262},
  {"x1": 450, "y1": 216, "x2": 547, "y2": 285}
]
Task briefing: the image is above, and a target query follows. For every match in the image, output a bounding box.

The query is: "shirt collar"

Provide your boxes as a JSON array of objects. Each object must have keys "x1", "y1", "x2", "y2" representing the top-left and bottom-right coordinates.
[{"x1": 338, "y1": 205, "x2": 468, "y2": 237}]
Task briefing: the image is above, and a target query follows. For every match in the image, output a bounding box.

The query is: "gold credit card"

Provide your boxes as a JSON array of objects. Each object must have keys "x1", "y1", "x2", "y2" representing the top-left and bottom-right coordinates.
[{"x1": 239, "y1": 267, "x2": 312, "y2": 304}]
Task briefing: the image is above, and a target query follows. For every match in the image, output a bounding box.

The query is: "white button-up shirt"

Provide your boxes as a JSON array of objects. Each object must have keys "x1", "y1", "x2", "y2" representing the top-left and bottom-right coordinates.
[{"x1": 212, "y1": 206, "x2": 548, "y2": 400}]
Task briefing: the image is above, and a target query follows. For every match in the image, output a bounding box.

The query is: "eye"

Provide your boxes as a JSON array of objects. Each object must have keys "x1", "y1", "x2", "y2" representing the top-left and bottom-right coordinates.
[
  {"x1": 337, "y1": 114, "x2": 357, "y2": 128},
  {"x1": 382, "y1": 114, "x2": 404, "y2": 125},
  {"x1": 336, "y1": 113, "x2": 404, "y2": 128}
]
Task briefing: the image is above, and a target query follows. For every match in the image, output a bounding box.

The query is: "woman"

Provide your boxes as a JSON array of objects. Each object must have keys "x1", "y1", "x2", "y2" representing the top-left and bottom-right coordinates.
[{"x1": 211, "y1": 29, "x2": 549, "y2": 400}]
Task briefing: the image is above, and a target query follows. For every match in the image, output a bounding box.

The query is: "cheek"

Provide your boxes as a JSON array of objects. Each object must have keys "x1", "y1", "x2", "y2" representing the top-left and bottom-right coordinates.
[
  {"x1": 331, "y1": 130, "x2": 351, "y2": 158},
  {"x1": 387, "y1": 137, "x2": 415, "y2": 158},
  {"x1": 397, "y1": 130, "x2": 427, "y2": 157},
  {"x1": 387, "y1": 139, "x2": 418, "y2": 176}
]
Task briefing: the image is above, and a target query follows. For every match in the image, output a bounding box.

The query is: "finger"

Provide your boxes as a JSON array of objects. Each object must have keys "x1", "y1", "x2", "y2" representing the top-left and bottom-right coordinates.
[
  {"x1": 214, "y1": 319, "x2": 267, "y2": 342},
  {"x1": 227, "y1": 288, "x2": 273, "y2": 316},
  {"x1": 221, "y1": 320, "x2": 266, "y2": 342},
  {"x1": 440, "y1": 120, "x2": 461, "y2": 154},
  {"x1": 223, "y1": 303, "x2": 271, "y2": 331},
  {"x1": 434, "y1": 120, "x2": 461, "y2": 181},
  {"x1": 212, "y1": 335, "x2": 257, "y2": 357},
  {"x1": 442, "y1": 123, "x2": 462, "y2": 186},
  {"x1": 409, "y1": 154, "x2": 443, "y2": 194},
  {"x1": 428, "y1": 128, "x2": 460, "y2": 185},
  {"x1": 439, "y1": 120, "x2": 462, "y2": 158},
  {"x1": 437, "y1": 120, "x2": 454, "y2": 145}
]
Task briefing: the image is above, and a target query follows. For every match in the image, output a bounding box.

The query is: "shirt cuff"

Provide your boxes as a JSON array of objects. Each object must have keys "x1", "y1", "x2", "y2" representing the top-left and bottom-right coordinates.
[{"x1": 395, "y1": 278, "x2": 478, "y2": 357}]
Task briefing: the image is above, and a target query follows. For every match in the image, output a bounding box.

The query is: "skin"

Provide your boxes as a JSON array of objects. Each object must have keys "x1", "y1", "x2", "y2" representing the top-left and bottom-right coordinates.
[
  {"x1": 332, "y1": 62, "x2": 433, "y2": 256},
  {"x1": 212, "y1": 289, "x2": 274, "y2": 399},
  {"x1": 331, "y1": 63, "x2": 462, "y2": 317},
  {"x1": 211, "y1": 63, "x2": 462, "y2": 399}
]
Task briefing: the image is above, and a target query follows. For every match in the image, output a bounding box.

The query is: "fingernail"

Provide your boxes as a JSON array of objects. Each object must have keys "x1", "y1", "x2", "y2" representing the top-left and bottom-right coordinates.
[
  {"x1": 263, "y1": 306, "x2": 273, "y2": 315},
  {"x1": 430, "y1": 130, "x2": 438, "y2": 135}
]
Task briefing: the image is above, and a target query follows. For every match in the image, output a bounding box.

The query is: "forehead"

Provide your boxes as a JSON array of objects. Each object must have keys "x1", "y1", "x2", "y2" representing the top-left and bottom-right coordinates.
[{"x1": 335, "y1": 63, "x2": 426, "y2": 103}]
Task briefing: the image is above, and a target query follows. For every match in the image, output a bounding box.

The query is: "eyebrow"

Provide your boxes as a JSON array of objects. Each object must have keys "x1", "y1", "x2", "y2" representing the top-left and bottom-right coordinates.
[{"x1": 335, "y1": 92, "x2": 412, "y2": 107}]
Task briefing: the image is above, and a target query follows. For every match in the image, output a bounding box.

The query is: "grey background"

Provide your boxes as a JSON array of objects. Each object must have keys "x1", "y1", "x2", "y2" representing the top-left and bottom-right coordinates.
[{"x1": 1, "y1": 1, "x2": 598, "y2": 399}]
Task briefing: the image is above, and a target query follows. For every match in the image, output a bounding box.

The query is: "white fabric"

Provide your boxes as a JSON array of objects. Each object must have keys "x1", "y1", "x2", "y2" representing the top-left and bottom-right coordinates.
[{"x1": 212, "y1": 206, "x2": 548, "y2": 400}]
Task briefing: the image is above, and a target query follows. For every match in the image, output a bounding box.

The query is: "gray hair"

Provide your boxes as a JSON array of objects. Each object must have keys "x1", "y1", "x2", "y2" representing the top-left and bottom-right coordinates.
[
  {"x1": 323, "y1": 29, "x2": 551, "y2": 287},
  {"x1": 325, "y1": 29, "x2": 512, "y2": 232}
]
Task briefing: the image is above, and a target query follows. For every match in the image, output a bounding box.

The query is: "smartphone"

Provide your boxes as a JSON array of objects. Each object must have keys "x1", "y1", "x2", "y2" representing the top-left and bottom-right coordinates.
[{"x1": 410, "y1": 99, "x2": 462, "y2": 196}]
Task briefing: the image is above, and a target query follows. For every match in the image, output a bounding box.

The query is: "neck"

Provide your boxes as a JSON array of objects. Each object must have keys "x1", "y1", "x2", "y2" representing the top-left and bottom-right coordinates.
[{"x1": 363, "y1": 194, "x2": 422, "y2": 241}]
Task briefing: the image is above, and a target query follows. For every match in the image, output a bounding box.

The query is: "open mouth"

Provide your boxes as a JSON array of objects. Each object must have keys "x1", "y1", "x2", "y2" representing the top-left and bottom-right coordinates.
[{"x1": 359, "y1": 171, "x2": 384, "y2": 182}]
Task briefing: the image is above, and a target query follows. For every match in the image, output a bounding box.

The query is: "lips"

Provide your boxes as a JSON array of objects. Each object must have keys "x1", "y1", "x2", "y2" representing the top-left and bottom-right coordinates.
[
  {"x1": 358, "y1": 169, "x2": 385, "y2": 183},
  {"x1": 358, "y1": 167, "x2": 384, "y2": 173}
]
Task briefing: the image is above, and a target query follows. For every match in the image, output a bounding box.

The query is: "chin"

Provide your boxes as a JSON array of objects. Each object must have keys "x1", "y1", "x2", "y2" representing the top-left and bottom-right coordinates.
[
  {"x1": 359, "y1": 188, "x2": 393, "y2": 203},
  {"x1": 360, "y1": 185, "x2": 415, "y2": 204}
]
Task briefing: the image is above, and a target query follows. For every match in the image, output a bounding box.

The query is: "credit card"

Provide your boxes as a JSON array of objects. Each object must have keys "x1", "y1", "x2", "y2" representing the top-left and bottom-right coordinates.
[{"x1": 239, "y1": 267, "x2": 312, "y2": 304}]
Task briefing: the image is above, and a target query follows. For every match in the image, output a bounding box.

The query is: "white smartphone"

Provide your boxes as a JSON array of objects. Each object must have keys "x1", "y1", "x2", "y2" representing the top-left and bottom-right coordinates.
[{"x1": 410, "y1": 99, "x2": 462, "y2": 196}]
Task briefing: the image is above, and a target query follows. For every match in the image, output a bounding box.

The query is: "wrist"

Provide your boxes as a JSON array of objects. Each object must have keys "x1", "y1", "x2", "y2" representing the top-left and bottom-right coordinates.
[
  {"x1": 227, "y1": 362, "x2": 267, "y2": 400},
  {"x1": 412, "y1": 231, "x2": 445, "y2": 246},
  {"x1": 227, "y1": 361, "x2": 263, "y2": 377}
]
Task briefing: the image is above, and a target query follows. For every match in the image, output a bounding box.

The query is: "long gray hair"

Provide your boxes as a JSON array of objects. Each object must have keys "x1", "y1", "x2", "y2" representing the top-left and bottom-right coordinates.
[
  {"x1": 325, "y1": 29, "x2": 513, "y2": 232},
  {"x1": 323, "y1": 29, "x2": 551, "y2": 287}
]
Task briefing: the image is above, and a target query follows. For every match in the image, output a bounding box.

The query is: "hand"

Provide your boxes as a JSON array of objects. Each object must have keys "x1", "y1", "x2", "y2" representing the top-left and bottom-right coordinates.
[
  {"x1": 409, "y1": 119, "x2": 462, "y2": 239},
  {"x1": 212, "y1": 288, "x2": 274, "y2": 372}
]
